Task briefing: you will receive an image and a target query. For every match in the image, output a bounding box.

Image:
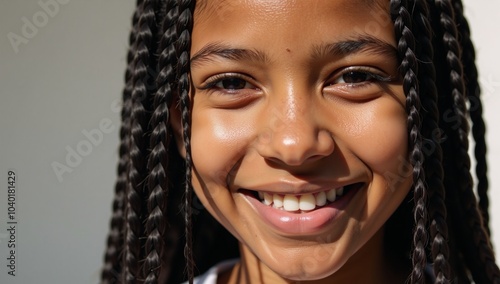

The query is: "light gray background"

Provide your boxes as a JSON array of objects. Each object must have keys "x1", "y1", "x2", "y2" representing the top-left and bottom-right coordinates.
[{"x1": 0, "y1": 1, "x2": 498, "y2": 283}]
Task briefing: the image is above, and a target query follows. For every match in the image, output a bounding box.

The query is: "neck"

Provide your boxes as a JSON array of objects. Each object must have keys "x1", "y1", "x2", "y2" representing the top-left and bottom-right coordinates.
[{"x1": 220, "y1": 229, "x2": 409, "y2": 284}]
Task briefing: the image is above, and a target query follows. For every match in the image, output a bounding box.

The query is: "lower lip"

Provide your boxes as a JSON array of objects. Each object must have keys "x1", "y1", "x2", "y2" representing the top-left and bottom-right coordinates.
[{"x1": 242, "y1": 185, "x2": 362, "y2": 235}]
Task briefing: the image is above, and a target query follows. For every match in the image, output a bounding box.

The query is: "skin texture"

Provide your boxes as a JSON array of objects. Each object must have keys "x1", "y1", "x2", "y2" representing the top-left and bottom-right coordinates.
[{"x1": 171, "y1": 0, "x2": 413, "y2": 282}]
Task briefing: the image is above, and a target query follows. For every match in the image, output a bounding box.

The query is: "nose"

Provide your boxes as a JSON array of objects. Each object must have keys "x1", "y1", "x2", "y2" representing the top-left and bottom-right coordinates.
[{"x1": 255, "y1": 96, "x2": 335, "y2": 166}]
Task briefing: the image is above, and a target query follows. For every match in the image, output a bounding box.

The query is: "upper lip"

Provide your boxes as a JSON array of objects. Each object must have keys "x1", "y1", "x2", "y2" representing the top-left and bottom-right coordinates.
[{"x1": 238, "y1": 179, "x2": 362, "y2": 196}]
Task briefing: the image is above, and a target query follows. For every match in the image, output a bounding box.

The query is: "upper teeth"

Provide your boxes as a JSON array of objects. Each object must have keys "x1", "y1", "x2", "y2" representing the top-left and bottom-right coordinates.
[{"x1": 258, "y1": 187, "x2": 344, "y2": 212}]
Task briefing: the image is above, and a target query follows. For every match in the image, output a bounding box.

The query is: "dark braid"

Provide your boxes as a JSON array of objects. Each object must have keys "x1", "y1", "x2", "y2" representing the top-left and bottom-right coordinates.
[
  {"x1": 452, "y1": 0, "x2": 490, "y2": 237},
  {"x1": 101, "y1": 1, "x2": 143, "y2": 283},
  {"x1": 143, "y1": 0, "x2": 179, "y2": 283},
  {"x1": 429, "y1": 0, "x2": 500, "y2": 282},
  {"x1": 434, "y1": 0, "x2": 470, "y2": 185},
  {"x1": 175, "y1": 0, "x2": 195, "y2": 282},
  {"x1": 124, "y1": 0, "x2": 159, "y2": 282},
  {"x1": 409, "y1": 0, "x2": 451, "y2": 282},
  {"x1": 431, "y1": 1, "x2": 478, "y2": 282},
  {"x1": 391, "y1": 1, "x2": 428, "y2": 282},
  {"x1": 423, "y1": 2, "x2": 469, "y2": 282}
]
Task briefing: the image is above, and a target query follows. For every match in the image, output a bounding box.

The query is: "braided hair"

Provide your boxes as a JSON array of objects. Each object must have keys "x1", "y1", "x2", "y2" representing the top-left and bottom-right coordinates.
[
  {"x1": 101, "y1": 0, "x2": 500, "y2": 283},
  {"x1": 101, "y1": 0, "x2": 143, "y2": 281}
]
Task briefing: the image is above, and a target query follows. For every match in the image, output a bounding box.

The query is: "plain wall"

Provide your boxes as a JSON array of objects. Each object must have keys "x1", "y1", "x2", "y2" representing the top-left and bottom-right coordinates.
[
  {"x1": 0, "y1": 1, "x2": 498, "y2": 283},
  {"x1": 0, "y1": 1, "x2": 135, "y2": 283}
]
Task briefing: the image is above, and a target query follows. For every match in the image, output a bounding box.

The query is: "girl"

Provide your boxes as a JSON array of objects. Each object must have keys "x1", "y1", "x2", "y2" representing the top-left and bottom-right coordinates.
[{"x1": 101, "y1": 0, "x2": 500, "y2": 283}]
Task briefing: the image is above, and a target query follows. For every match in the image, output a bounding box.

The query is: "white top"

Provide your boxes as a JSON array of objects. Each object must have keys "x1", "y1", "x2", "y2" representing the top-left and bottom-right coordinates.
[
  {"x1": 182, "y1": 259, "x2": 435, "y2": 283},
  {"x1": 182, "y1": 259, "x2": 239, "y2": 284}
]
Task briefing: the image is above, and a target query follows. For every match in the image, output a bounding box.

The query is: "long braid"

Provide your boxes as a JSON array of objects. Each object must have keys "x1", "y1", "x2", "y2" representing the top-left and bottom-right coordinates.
[
  {"x1": 452, "y1": 0, "x2": 490, "y2": 237},
  {"x1": 391, "y1": 1, "x2": 428, "y2": 282},
  {"x1": 434, "y1": 0, "x2": 471, "y2": 191},
  {"x1": 449, "y1": 5, "x2": 500, "y2": 281},
  {"x1": 101, "y1": 1, "x2": 143, "y2": 282},
  {"x1": 143, "y1": 0, "x2": 179, "y2": 283},
  {"x1": 430, "y1": 0, "x2": 500, "y2": 282},
  {"x1": 423, "y1": 3, "x2": 468, "y2": 282},
  {"x1": 124, "y1": 0, "x2": 159, "y2": 281},
  {"x1": 175, "y1": 0, "x2": 195, "y2": 282},
  {"x1": 410, "y1": 1, "x2": 451, "y2": 282},
  {"x1": 429, "y1": 0, "x2": 478, "y2": 281}
]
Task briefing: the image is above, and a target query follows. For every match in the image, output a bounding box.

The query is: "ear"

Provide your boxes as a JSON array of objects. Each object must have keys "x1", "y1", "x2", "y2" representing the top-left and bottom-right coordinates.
[{"x1": 169, "y1": 103, "x2": 187, "y2": 158}]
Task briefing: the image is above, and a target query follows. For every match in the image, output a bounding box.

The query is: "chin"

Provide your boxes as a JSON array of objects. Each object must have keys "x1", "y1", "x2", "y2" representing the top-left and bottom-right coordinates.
[
  {"x1": 270, "y1": 261, "x2": 340, "y2": 281},
  {"x1": 258, "y1": 247, "x2": 348, "y2": 281}
]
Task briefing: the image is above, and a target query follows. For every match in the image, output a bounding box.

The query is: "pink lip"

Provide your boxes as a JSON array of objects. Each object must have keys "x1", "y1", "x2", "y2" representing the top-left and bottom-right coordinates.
[{"x1": 241, "y1": 184, "x2": 362, "y2": 235}]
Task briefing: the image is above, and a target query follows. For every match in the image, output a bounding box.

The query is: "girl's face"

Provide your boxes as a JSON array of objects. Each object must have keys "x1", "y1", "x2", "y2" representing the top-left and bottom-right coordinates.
[{"x1": 176, "y1": 0, "x2": 412, "y2": 281}]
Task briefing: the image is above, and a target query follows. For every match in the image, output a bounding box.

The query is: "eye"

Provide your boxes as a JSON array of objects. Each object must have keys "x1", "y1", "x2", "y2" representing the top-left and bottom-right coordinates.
[
  {"x1": 215, "y1": 77, "x2": 253, "y2": 90},
  {"x1": 202, "y1": 73, "x2": 257, "y2": 91},
  {"x1": 334, "y1": 71, "x2": 375, "y2": 84},
  {"x1": 323, "y1": 66, "x2": 396, "y2": 100},
  {"x1": 329, "y1": 67, "x2": 393, "y2": 86},
  {"x1": 196, "y1": 73, "x2": 262, "y2": 108}
]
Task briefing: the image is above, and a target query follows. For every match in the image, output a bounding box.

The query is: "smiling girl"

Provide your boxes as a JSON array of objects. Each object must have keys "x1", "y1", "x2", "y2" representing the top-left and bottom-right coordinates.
[{"x1": 101, "y1": 0, "x2": 500, "y2": 283}]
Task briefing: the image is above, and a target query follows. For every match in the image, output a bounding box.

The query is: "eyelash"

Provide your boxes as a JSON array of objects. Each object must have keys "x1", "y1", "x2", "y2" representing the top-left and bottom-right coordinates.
[
  {"x1": 198, "y1": 67, "x2": 394, "y2": 94},
  {"x1": 199, "y1": 73, "x2": 257, "y2": 92},
  {"x1": 327, "y1": 66, "x2": 394, "y2": 88}
]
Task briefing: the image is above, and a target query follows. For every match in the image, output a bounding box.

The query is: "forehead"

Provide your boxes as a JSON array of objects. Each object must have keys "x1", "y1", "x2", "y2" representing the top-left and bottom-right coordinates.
[
  {"x1": 195, "y1": 0, "x2": 386, "y2": 19},
  {"x1": 191, "y1": 0, "x2": 394, "y2": 56}
]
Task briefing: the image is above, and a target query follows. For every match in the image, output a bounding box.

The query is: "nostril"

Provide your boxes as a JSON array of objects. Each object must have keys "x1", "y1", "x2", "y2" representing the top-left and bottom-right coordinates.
[
  {"x1": 305, "y1": 155, "x2": 326, "y2": 163},
  {"x1": 264, "y1": 157, "x2": 286, "y2": 166},
  {"x1": 264, "y1": 155, "x2": 308, "y2": 167},
  {"x1": 264, "y1": 154, "x2": 322, "y2": 167}
]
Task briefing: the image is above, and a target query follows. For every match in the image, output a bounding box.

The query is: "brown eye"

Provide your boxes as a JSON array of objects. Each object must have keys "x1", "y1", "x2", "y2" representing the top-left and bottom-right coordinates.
[
  {"x1": 215, "y1": 77, "x2": 253, "y2": 90},
  {"x1": 329, "y1": 67, "x2": 392, "y2": 86},
  {"x1": 340, "y1": 71, "x2": 373, "y2": 84}
]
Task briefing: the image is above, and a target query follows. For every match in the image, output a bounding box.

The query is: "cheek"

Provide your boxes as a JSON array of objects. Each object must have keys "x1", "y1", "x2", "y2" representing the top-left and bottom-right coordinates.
[
  {"x1": 190, "y1": 111, "x2": 253, "y2": 189},
  {"x1": 341, "y1": 99, "x2": 408, "y2": 175},
  {"x1": 189, "y1": 112, "x2": 260, "y2": 240}
]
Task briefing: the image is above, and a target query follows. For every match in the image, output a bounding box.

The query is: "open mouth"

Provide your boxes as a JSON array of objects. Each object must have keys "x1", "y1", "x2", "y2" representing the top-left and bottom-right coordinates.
[{"x1": 241, "y1": 182, "x2": 364, "y2": 213}]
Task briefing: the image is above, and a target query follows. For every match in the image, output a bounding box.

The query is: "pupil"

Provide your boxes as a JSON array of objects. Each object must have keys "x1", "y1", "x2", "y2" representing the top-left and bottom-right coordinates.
[
  {"x1": 343, "y1": 71, "x2": 369, "y2": 83},
  {"x1": 222, "y1": 78, "x2": 246, "y2": 89}
]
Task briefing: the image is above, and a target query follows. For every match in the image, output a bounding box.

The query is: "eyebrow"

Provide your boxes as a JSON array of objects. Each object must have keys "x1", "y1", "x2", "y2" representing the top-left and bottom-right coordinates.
[
  {"x1": 191, "y1": 42, "x2": 270, "y2": 67},
  {"x1": 311, "y1": 35, "x2": 397, "y2": 60},
  {"x1": 190, "y1": 35, "x2": 397, "y2": 67}
]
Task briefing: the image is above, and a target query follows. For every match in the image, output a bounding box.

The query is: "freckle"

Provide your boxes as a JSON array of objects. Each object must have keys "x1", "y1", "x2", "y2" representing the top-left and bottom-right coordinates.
[{"x1": 286, "y1": 48, "x2": 291, "y2": 52}]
